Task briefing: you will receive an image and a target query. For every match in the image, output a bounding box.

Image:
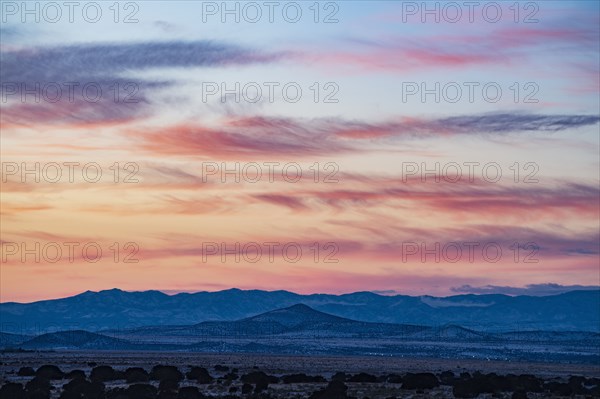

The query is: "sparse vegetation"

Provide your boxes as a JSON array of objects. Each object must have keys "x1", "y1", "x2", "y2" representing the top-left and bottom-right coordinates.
[{"x1": 1, "y1": 353, "x2": 599, "y2": 398}]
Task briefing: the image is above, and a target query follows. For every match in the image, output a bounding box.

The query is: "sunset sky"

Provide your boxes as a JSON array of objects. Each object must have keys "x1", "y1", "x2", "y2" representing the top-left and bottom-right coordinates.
[{"x1": 1, "y1": 1, "x2": 599, "y2": 302}]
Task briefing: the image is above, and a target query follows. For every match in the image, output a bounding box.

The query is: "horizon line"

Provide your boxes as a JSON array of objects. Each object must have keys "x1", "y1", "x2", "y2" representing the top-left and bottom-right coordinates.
[{"x1": 2, "y1": 285, "x2": 599, "y2": 305}]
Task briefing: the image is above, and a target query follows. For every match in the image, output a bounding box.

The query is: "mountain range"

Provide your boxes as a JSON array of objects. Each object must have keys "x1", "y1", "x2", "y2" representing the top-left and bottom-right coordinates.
[
  {"x1": 1, "y1": 288, "x2": 598, "y2": 334},
  {"x1": 2, "y1": 303, "x2": 598, "y2": 364}
]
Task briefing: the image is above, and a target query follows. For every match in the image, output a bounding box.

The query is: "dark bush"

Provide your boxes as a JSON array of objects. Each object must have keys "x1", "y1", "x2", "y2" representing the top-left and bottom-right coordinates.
[
  {"x1": 254, "y1": 379, "x2": 268, "y2": 393},
  {"x1": 127, "y1": 383, "x2": 157, "y2": 399},
  {"x1": 157, "y1": 390, "x2": 177, "y2": 399},
  {"x1": 510, "y1": 374, "x2": 543, "y2": 393},
  {"x1": 26, "y1": 377, "x2": 52, "y2": 394},
  {"x1": 125, "y1": 367, "x2": 149, "y2": 383},
  {"x1": 348, "y1": 373, "x2": 377, "y2": 383},
  {"x1": 17, "y1": 367, "x2": 35, "y2": 377},
  {"x1": 439, "y1": 371, "x2": 454, "y2": 385},
  {"x1": 178, "y1": 386, "x2": 204, "y2": 399},
  {"x1": 568, "y1": 376, "x2": 588, "y2": 394},
  {"x1": 151, "y1": 365, "x2": 183, "y2": 382},
  {"x1": 282, "y1": 373, "x2": 326, "y2": 384},
  {"x1": 241, "y1": 383, "x2": 253, "y2": 394},
  {"x1": 91, "y1": 366, "x2": 118, "y2": 382},
  {"x1": 0, "y1": 382, "x2": 25, "y2": 399},
  {"x1": 512, "y1": 390, "x2": 528, "y2": 399},
  {"x1": 105, "y1": 387, "x2": 127, "y2": 399},
  {"x1": 331, "y1": 372, "x2": 347, "y2": 382},
  {"x1": 186, "y1": 367, "x2": 213, "y2": 384},
  {"x1": 401, "y1": 373, "x2": 439, "y2": 390},
  {"x1": 159, "y1": 379, "x2": 179, "y2": 392},
  {"x1": 223, "y1": 372, "x2": 239, "y2": 381},
  {"x1": 36, "y1": 365, "x2": 64, "y2": 380},
  {"x1": 60, "y1": 379, "x2": 104, "y2": 399},
  {"x1": 65, "y1": 370, "x2": 86, "y2": 380},
  {"x1": 309, "y1": 380, "x2": 349, "y2": 399},
  {"x1": 241, "y1": 371, "x2": 278, "y2": 384},
  {"x1": 453, "y1": 380, "x2": 481, "y2": 398},
  {"x1": 545, "y1": 382, "x2": 572, "y2": 396}
]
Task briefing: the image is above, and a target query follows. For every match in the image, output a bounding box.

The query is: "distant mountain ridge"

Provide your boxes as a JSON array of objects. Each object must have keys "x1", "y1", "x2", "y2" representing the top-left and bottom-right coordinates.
[
  {"x1": 3, "y1": 304, "x2": 599, "y2": 364},
  {"x1": 1, "y1": 288, "x2": 598, "y2": 333}
]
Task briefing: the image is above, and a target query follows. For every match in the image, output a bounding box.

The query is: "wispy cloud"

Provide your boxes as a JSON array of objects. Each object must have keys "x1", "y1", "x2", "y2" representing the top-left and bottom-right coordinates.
[
  {"x1": 333, "y1": 114, "x2": 600, "y2": 139},
  {"x1": 250, "y1": 178, "x2": 600, "y2": 221},
  {"x1": 0, "y1": 41, "x2": 282, "y2": 127},
  {"x1": 132, "y1": 117, "x2": 351, "y2": 159},
  {"x1": 314, "y1": 25, "x2": 599, "y2": 73},
  {"x1": 131, "y1": 113, "x2": 599, "y2": 160}
]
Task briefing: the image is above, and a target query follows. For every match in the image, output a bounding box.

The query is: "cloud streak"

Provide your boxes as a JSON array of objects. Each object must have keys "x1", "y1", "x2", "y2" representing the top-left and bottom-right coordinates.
[
  {"x1": 314, "y1": 25, "x2": 599, "y2": 73},
  {"x1": 0, "y1": 41, "x2": 282, "y2": 127},
  {"x1": 132, "y1": 113, "x2": 599, "y2": 160},
  {"x1": 250, "y1": 181, "x2": 600, "y2": 221}
]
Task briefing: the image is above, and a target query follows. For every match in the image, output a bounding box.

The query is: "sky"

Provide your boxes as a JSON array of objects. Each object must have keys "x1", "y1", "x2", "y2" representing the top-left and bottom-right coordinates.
[{"x1": 0, "y1": 1, "x2": 599, "y2": 302}]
